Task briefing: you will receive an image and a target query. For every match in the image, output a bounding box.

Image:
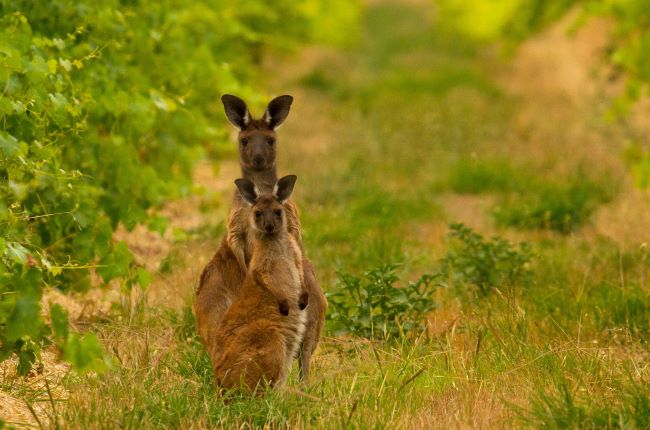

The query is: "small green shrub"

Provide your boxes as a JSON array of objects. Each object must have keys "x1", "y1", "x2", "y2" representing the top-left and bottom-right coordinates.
[
  {"x1": 326, "y1": 264, "x2": 443, "y2": 339},
  {"x1": 494, "y1": 177, "x2": 616, "y2": 233},
  {"x1": 442, "y1": 223, "x2": 532, "y2": 296}
]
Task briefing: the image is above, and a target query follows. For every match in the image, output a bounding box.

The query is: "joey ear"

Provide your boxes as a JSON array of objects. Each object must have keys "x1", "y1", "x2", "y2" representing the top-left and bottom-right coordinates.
[
  {"x1": 234, "y1": 178, "x2": 258, "y2": 205},
  {"x1": 273, "y1": 175, "x2": 297, "y2": 203},
  {"x1": 221, "y1": 95, "x2": 251, "y2": 130},
  {"x1": 262, "y1": 95, "x2": 293, "y2": 129}
]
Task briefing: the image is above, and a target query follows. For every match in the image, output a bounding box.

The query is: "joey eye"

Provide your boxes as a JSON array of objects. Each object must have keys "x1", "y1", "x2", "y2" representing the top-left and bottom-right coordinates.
[
  {"x1": 274, "y1": 209, "x2": 282, "y2": 216},
  {"x1": 254, "y1": 211, "x2": 262, "y2": 218},
  {"x1": 240, "y1": 137, "x2": 249, "y2": 146},
  {"x1": 267, "y1": 137, "x2": 275, "y2": 146}
]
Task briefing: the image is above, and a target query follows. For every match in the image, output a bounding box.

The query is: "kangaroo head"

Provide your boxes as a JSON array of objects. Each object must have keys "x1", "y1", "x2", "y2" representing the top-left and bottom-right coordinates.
[
  {"x1": 221, "y1": 94, "x2": 293, "y2": 172},
  {"x1": 234, "y1": 175, "x2": 297, "y2": 236}
]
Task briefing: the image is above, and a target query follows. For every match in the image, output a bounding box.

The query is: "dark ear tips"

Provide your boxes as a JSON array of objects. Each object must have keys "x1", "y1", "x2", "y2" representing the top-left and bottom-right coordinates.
[
  {"x1": 233, "y1": 178, "x2": 247, "y2": 188},
  {"x1": 234, "y1": 178, "x2": 257, "y2": 205},
  {"x1": 264, "y1": 95, "x2": 293, "y2": 129},
  {"x1": 268, "y1": 95, "x2": 293, "y2": 109},
  {"x1": 274, "y1": 175, "x2": 297, "y2": 203},
  {"x1": 275, "y1": 95, "x2": 293, "y2": 105},
  {"x1": 221, "y1": 94, "x2": 250, "y2": 130},
  {"x1": 221, "y1": 94, "x2": 246, "y2": 106},
  {"x1": 280, "y1": 174, "x2": 297, "y2": 185}
]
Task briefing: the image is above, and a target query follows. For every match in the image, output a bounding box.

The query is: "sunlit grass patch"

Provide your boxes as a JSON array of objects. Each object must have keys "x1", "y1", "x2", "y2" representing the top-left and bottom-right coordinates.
[
  {"x1": 370, "y1": 66, "x2": 501, "y2": 99},
  {"x1": 525, "y1": 240, "x2": 650, "y2": 339},
  {"x1": 591, "y1": 282, "x2": 650, "y2": 337},
  {"x1": 447, "y1": 157, "x2": 530, "y2": 194},
  {"x1": 493, "y1": 173, "x2": 618, "y2": 233},
  {"x1": 514, "y1": 368, "x2": 650, "y2": 429},
  {"x1": 301, "y1": 162, "x2": 444, "y2": 273},
  {"x1": 445, "y1": 157, "x2": 620, "y2": 233}
]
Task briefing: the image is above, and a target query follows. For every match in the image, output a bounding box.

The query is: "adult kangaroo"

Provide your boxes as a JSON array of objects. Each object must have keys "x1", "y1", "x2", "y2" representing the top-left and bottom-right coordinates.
[{"x1": 195, "y1": 94, "x2": 327, "y2": 382}]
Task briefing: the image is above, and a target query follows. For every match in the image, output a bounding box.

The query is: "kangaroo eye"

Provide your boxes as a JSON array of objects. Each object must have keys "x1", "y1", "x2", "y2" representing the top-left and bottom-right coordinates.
[
  {"x1": 274, "y1": 209, "x2": 282, "y2": 216},
  {"x1": 255, "y1": 211, "x2": 262, "y2": 218},
  {"x1": 240, "y1": 137, "x2": 248, "y2": 146},
  {"x1": 267, "y1": 137, "x2": 275, "y2": 146}
]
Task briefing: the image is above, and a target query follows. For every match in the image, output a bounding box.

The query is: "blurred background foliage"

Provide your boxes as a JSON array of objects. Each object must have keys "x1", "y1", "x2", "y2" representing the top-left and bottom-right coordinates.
[
  {"x1": 438, "y1": 0, "x2": 650, "y2": 112},
  {"x1": 0, "y1": 0, "x2": 360, "y2": 373},
  {"x1": 438, "y1": 0, "x2": 650, "y2": 189}
]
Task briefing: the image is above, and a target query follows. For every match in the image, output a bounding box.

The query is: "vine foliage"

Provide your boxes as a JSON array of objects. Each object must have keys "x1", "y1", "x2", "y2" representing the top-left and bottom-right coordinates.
[{"x1": 0, "y1": 0, "x2": 360, "y2": 373}]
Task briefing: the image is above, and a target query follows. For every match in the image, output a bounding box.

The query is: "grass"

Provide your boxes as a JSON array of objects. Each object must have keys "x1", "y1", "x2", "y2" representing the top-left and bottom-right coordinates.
[
  {"x1": 493, "y1": 174, "x2": 618, "y2": 233},
  {"x1": 446, "y1": 157, "x2": 619, "y2": 233},
  {"x1": 3, "y1": 0, "x2": 649, "y2": 428},
  {"x1": 514, "y1": 371, "x2": 650, "y2": 429},
  {"x1": 447, "y1": 158, "x2": 527, "y2": 194},
  {"x1": 42, "y1": 289, "x2": 646, "y2": 429}
]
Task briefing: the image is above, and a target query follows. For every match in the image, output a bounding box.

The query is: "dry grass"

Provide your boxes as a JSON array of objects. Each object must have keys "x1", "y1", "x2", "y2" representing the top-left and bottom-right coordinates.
[{"x1": 0, "y1": 350, "x2": 70, "y2": 429}]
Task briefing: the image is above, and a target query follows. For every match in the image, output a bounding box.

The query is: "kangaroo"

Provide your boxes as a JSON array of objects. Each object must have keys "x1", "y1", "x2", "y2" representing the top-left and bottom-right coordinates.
[
  {"x1": 233, "y1": 175, "x2": 308, "y2": 315},
  {"x1": 211, "y1": 176, "x2": 306, "y2": 392},
  {"x1": 195, "y1": 94, "x2": 327, "y2": 382}
]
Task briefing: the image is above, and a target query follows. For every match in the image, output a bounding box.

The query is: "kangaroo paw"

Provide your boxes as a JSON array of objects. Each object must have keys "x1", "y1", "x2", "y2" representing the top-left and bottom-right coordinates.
[
  {"x1": 278, "y1": 299, "x2": 289, "y2": 316},
  {"x1": 298, "y1": 292, "x2": 309, "y2": 310}
]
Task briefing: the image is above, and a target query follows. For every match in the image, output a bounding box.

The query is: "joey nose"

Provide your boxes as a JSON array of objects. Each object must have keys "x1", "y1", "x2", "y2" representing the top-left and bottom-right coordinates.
[{"x1": 265, "y1": 224, "x2": 275, "y2": 233}]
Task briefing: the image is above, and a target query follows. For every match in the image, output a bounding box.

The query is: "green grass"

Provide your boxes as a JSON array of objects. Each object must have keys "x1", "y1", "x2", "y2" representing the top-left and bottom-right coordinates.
[
  {"x1": 3, "y1": 0, "x2": 649, "y2": 428},
  {"x1": 515, "y1": 371, "x2": 650, "y2": 429},
  {"x1": 494, "y1": 175, "x2": 618, "y2": 233},
  {"x1": 447, "y1": 158, "x2": 528, "y2": 194},
  {"x1": 526, "y1": 241, "x2": 650, "y2": 338},
  {"x1": 446, "y1": 157, "x2": 619, "y2": 233},
  {"x1": 46, "y1": 285, "x2": 647, "y2": 429}
]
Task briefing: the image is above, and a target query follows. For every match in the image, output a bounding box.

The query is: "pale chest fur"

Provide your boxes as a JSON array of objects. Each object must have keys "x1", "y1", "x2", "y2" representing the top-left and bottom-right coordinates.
[
  {"x1": 251, "y1": 239, "x2": 302, "y2": 294},
  {"x1": 250, "y1": 237, "x2": 306, "y2": 358}
]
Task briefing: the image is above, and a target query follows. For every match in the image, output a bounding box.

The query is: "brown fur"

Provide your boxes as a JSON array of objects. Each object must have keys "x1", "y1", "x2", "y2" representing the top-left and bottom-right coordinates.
[
  {"x1": 195, "y1": 95, "x2": 327, "y2": 383},
  {"x1": 226, "y1": 191, "x2": 302, "y2": 275},
  {"x1": 211, "y1": 189, "x2": 306, "y2": 392}
]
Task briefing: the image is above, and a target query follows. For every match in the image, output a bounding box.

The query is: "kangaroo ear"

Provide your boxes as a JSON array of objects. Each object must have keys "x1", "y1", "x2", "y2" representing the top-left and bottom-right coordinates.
[
  {"x1": 221, "y1": 95, "x2": 251, "y2": 130},
  {"x1": 234, "y1": 178, "x2": 258, "y2": 205},
  {"x1": 263, "y1": 95, "x2": 293, "y2": 130},
  {"x1": 274, "y1": 175, "x2": 297, "y2": 203}
]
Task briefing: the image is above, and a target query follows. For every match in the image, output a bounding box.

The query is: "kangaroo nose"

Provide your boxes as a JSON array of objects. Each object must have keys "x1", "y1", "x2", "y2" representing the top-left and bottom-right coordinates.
[
  {"x1": 265, "y1": 224, "x2": 274, "y2": 233},
  {"x1": 253, "y1": 155, "x2": 264, "y2": 166}
]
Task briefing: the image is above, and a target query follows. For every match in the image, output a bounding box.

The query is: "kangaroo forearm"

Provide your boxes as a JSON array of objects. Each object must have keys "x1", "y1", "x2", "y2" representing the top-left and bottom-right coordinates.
[
  {"x1": 234, "y1": 248, "x2": 247, "y2": 272},
  {"x1": 227, "y1": 232, "x2": 248, "y2": 272},
  {"x1": 253, "y1": 269, "x2": 287, "y2": 303},
  {"x1": 296, "y1": 259, "x2": 306, "y2": 290}
]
